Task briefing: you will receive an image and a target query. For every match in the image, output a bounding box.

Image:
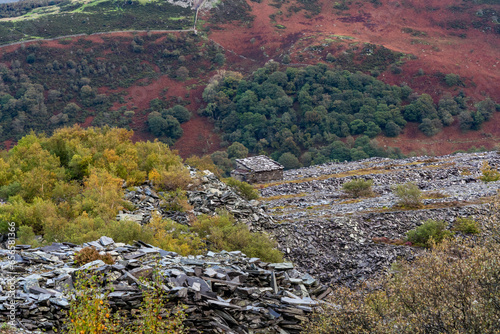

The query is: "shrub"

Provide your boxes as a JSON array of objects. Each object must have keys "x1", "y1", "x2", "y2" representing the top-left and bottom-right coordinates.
[
  {"x1": 160, "y1": 189, "x2": 193, "y2": 212},
  {"x1": 479, "y1": 161, "x2": 500, "y2": 182},
  {"x1": 191, "y1": 212, "x2": 283, "y2": 262},
  {"x1": 444, "y1": 73, "x2": 461, "y2": 87},
  {"x1": 132, "y1": 271, "x2": 186, "y2": 333},
  {"x1": 184, "y1": 155, "x2": 223, "y2": 177},
  {"x1": 304, "y1": 237, "x2": 500, "y2": 334},
  {"x1": 342, "y1": 179, "x2": 374, "y2": 198},
  {"x1": 74, "y1": 246, "x2": 114, "y2": 266},
  {"x1": 66, "y1": 272, "x2": 186, "y2": 334},
  {"x1": 453, "y1": 217, "x2": 481, "y2": 235},
  {"x1": 146, "y1": 213, "x2": 205, "y2": 256},
  {"x1": 393, "y1": 182, "x2": 422, "y2": 208},
  {"x1": 66, "y1": 274, "x2": 114, "y2": 334},
  {"x1": 149, "y1": 165, "x2": 192, "y2": 191},
  {"x1": 16, "y1": 225, "x2": 41, "y2": 247},
  {"x1": 278, "y1": 152, "x2": 301, "y2": 170},
  {"x1": 406, "y1": 219, "x2": 452, "y2": 247},
  {"x1": 223, "y1": 177, "x2": 259, "y2": 200}
]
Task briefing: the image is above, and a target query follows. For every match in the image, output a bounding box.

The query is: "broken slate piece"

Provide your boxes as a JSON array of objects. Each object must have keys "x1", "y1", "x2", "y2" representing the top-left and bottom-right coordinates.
[
  {"x1": 301, "y1": 274, "x2": 316, "y2": 286},
  {"x1": 129, "y1": 266, "x2": 153, "y2": 279},
  {"x1": 99, "y1": 236, "x2": 115, "y2": 247},
  {"x1": 49, "y1": 298, "x2": 69, "y2": 308},
  {"x1": 23, "y1": 275, "x2": 42, "y2": 293},
  {"x1": 281, "y1": 297, "x2": 317, "y2": 306},
  {"x1": 29, "y1": 287, "x2": 55, "y2": 296},
  {"x1": 78, "y1": 260, "x2": 105, "y2": 271},
  {"x1": 270, "y1": 262, "x2": 294, "y2": 270}
]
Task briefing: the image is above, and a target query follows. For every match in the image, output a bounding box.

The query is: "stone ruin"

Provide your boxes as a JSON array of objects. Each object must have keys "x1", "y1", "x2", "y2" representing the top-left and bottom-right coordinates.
[{"x1": 231, "y1": 156, "x2": 284, "y2": 184}]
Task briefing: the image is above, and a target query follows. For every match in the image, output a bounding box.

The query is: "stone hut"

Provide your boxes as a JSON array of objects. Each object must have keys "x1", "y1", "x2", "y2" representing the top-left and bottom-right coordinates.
[{"x1": 230, "y1": 155, "x2": 284, "y2": 183}]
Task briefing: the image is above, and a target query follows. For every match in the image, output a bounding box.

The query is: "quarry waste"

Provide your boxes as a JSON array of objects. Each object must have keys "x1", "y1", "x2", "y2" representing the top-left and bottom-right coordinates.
[{"x1": 1, "y1": 151, "x2": 500, "y2": 332}]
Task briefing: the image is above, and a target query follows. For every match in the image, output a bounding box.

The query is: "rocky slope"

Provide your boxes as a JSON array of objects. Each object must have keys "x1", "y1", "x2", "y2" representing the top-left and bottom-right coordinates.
[
  {"x1": 0, "y1": 236, "x2": 329, "y2": 333},
  {"x1": 1, "y1": 151, "x2": 499, "y2": 332},
  {"x1": 259, "y1": 151, "x2": 500, "y2": 286}
]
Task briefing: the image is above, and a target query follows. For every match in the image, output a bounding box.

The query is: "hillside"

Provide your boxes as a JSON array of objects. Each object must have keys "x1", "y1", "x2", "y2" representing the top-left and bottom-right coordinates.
[
  {"x1": 0, "y1": 0, "x2": 498, "y2": 159},
  {"x1": 258, "y1": 150, "x2": 500, "y2": 285},
  {"x1": 0, "y1": 127, "x2": 499, "y2": 332}
]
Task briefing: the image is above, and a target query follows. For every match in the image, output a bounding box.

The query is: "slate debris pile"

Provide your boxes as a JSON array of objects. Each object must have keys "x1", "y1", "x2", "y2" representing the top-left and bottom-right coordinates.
[
  {"x1": 186, "y1": 169, "x2": 273, "y2": 228},
  {"x1": 116, "y1": 184, "x2": 182, "y2": 225},
  {"x1": 0, "y1": 236, "x2": 329, "y2": 333},
  {"x1": 117, "y1": 168, "x2": 274, "y2": 229},
  {"x1": 268, "y1": 206, "x2": 488, "y2": 286},
  {"x1": 260, "y1": 151, "x2": 500, "y2": 286}
]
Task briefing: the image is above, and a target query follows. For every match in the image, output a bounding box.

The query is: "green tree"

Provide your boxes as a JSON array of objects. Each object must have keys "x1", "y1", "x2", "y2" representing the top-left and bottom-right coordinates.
[
  {"x1": 227, "y1": 142, "x2": 249, "y2": 159},
  {"x1": 214, "y1": 53, "x2": 226, "y2": 65},
  {"x1": 476, "y1": 97, "x2": 496, "y2": 121},
  {"x1": 176, "y1": 66, "x2": 189, "y2": 81},
  {"x1": 418, "y1": 118, "x2": 441, "y2": 136},
  {"x1": 444, "y1": 73, "x2": 461, "y2": 87},
  {"x1": 364, "y1": 121, "x2": 381, "y2": 138},
  {"x1": 458, "y1": 111, "x2": 473, "y2": 131},
  {"x1": 278, "y1": 152, "x2": 300, "y2": 170},
  {"x1": 165, "y1": 105, "x2": 191, "y2": 123},
  {"x1": 384, "y1": 121, "x2": 401, "y2": 137}
]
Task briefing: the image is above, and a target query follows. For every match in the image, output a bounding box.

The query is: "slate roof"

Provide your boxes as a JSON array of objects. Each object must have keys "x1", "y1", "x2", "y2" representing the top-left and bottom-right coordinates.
[{"x1": 234, "y1": 155, "x2": 284, "y2": 173}]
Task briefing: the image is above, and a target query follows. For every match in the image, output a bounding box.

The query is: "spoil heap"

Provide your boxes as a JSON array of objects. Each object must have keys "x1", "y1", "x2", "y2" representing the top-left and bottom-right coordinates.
[{"x1": 0, "y1": 236, "x2": 329, "y2": 333}]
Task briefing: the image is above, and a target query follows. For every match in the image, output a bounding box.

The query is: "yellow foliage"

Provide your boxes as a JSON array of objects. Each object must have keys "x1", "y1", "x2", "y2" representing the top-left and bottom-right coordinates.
[
  {"x1": 145, "y1": 212, "x2": 204, "y2": 256},
  {"x1": 75, "y1": 168, "x2": 125, "y2": 220},
  {"x1": 158, "y1": 164, "x2": 192, "y2": 191},
  {"x1": 184, "y1": 155, "x2": 223, "y2": 178},
  {"x1": 479, "y1": 161, "x2": 500, "y2": 182},
  {"x1": 0, "y1": 158, "x2": 11, "y2": 186},
  {"x1": 148, "y1": 168, "x2": 162, "y2": 187},
  {"x1": 66, "y1": 272, "x2": 186, "y2": 334},
  {"x1": 136, "y1": 140, "x2": 183, "y2": 174}
]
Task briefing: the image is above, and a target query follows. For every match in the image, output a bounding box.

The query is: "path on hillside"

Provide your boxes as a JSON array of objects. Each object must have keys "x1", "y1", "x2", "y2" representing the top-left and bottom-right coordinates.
[{"x1": 0, "y1": 0, "x2": 210, "y2": 49}]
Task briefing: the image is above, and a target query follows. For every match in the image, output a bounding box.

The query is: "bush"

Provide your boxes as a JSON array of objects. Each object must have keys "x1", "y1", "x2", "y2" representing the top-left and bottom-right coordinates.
[
  {"x1": 191, "y1": 212, "x2": 283, "y2": 262},
  {"x1": 66, "y1": 274, "x2": 114, "y2": 334},
  {"x1": 149, "y1": 164, "x2": 192, "y2": 191},
  {"x1": 74, "y1": 246, "x2": 114, "y2": 266},
  {"x1": 132, "y1": 272, "x2": 186, "y2": 333},
  {"x1": 145, "y1": 213, "x2": 205, "y2": 256},
  {"x1": 453, "y1": 217, "x2": 481, "y2": 235},
  {"x1": 184, "y1": 155, "x2": 223, "y2": 177},
  {"x1": 304, "y1": 238, "x2": 500, "y2": 334},
  {"x1": 342, "y1": 178, "x2": 374, "y2": 198},
  {"x1": 406, "y1": 219, "x2": 452, "y2": 247},
  {"x1": 16, "y1": 225, "x2": 41, "y2": 247},
  {"x1": 444, "y1": 73, "x2": 461, "y2": 87},
  {"x1": 479, "y1": 161, "x2": 500, "y2": 182},
  {"x1": 66, "y1": 272, "x2": 186, "y2": 334},
  {"x1": 160, "y1": 189, "x2": 193, "y2": 212},
  {"x1": 223, "y1": 177, "x2": 259, "y2": 200},
  {"x1": 278, "y1": 152, "x2": 301, "y2": 170},
  {"x1": 393, "y1": 182, "x2": 422, "y2": 208}
]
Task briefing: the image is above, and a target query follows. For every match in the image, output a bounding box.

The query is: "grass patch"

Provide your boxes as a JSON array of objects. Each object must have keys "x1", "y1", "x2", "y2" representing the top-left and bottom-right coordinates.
[{"x1": 260, "y1": 192, "x2": 308, "y2": 201}]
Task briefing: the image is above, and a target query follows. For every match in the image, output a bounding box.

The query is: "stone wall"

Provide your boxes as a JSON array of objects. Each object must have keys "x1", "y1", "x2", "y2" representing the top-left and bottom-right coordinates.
[{"x1": 247, "y1": 170, "x2": 283, "y2": 184}]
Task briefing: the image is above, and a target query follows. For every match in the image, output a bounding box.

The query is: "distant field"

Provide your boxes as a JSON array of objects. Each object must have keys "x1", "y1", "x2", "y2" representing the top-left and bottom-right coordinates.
[{"x1": 0, "y1": 0, "x2": 195, "y2": 44}]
